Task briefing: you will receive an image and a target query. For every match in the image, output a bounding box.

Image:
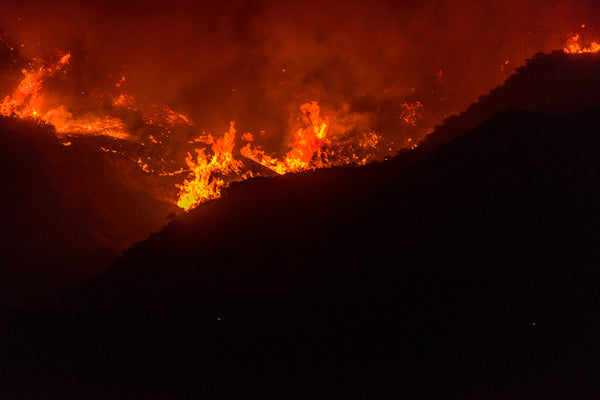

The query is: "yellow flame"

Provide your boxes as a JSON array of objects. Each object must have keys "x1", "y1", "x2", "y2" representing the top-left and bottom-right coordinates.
[
  {"x1": 240, "y1": 101, "x2": 330, "y2": 174},
  {"x1": 1, "y1": 51, "x2": 419, "y2": 211},
  {"x1": 0, "y1": 54, "x2": 131, "y2": 139},
  {"x1": 176, "y1": 122, "x2": 243, "y2": 211}
]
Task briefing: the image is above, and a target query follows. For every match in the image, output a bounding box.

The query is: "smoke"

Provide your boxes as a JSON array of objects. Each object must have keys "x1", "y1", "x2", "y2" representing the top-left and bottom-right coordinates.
[{"x1": 1, "y1": 0, "x2": 600, "y2": 151}]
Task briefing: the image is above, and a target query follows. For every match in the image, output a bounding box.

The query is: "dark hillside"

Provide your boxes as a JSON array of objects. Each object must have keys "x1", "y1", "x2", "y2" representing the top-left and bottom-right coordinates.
[
  {"x1": 421, "y1": 51, "x2": 600, "y2": 149},
  {"x1": 0, "y1": 51, "x2": 597, "y2": 309},
  {"x1": 3, "y1": 108, "x2": 595, "y2": 398},
  {"x1": 2, "y1": 51, "x2": 600, "y2": 398},
  {"x1": 0, "y1": 117, "x2": 177, "y2": 307}
]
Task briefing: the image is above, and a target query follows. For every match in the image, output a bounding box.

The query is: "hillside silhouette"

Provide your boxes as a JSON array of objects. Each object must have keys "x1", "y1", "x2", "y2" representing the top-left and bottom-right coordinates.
[
  {"x1": 2, "y1": 51, "x2": 600, "y2": 398},
  {"x1": 0, "y1": 117, "x2": 178, "y2": 307},
  {"x1": 71, "y1": 52, "x2": 600, "y2": 310},
  {"x1": 421, "y1": 50, "x2": 600, "y2": 148}
]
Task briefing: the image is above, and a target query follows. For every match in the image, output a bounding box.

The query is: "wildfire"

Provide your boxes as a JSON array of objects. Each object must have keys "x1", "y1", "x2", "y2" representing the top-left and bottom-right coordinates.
[
  {"x1": 43, "y1": 106, "x2": 129, "y2": 140},
  {"x1": 177, "y1": 103, "x2": 333, "y2": 211},
  {"x1": 176, "y1": 122, "x2": 244, "y2": 211},
  {"x1": 1, "y1": 53, "x2": 70, "y2": 118},
  {"x1": 241, "y1": 101, "x2": 330, "y2": 175},
  {"x1": 0, "y1": 54, "x2": 130, "y2": 139},
  {"x1": 0, "y1": 50, "x2": 421, "y2": 211},
  {"x1": 3, "y1": 15, "x2": 600, "y2": 214},
  {"x1": 563, "y1": 34, "x2": 600, "y2": 54},
  {"x1": 399, "y1": 101, "x2": 425, "y2": 127}
]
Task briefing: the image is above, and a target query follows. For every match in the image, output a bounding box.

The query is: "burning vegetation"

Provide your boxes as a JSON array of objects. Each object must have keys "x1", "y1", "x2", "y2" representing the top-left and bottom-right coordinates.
[
  {"x1": 563, "y1": 25, "x2": 600, "y2": 54},
  {"x1": 0, "y1": 42, "x2": 427, "y2": 211},
  {"x1": 1, "y1": 4, "x2": 599, "y2": 212},
  {"x1": 2, "y1": 2, "x2": 600, "y2": 391}
]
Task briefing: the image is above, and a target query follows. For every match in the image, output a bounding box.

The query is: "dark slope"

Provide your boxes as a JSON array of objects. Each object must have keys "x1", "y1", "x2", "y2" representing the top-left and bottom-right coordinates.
[
  {"x1": 71, "y1": 107, "x2": 600, "y2": 324},
  {"x1": 6, "y1": 114, "x2": 598, "y2": 397},
  {"x1": 0, "y1": 117, "x2": 178, "y2": 307},
  {"x1": 421, "y1": 50, "x2": 600, "y2": 149},
  {"x1": 2, "y1": 52, "x2": 600, "y2": 397},
  {"x1": 72, "y1": 51, "x2": 600, "y2": 310}
]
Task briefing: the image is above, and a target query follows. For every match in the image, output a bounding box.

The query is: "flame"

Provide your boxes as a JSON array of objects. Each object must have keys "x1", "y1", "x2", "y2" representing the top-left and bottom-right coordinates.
[
  {"x1": 43, "y1": 106, "x2": 129, "y2": 139},
  {"x1": 240, "y1": 144, "x2": 288, "y2": 175},
  {"x1": 113, "y1": 94, "x2": 134, "y2": 107},
  {"x1": 563, "y1": 34, "x2": 600, "y2": 54},
  {"x1": 0, "y1": 51, "x2": 421, "y2": 211},
  {"x1": 285, "y1": 101, "x2": 330, "y2": 171},
  {"x1": 175, "y1": 102, "x2": 391, "y2": 209},
  {"x1": 1, "y1": 54, "x2": 70, "y2": 118},
  {"x1": 143, "y1": 105, "x2": 191, "y2": 127},
  {"x1": 240, "y1": 101, "x2": 330, "y2": 175},
  {"x1": 176, "y1": 122, "x2": 243, "y2": 211},
  {"x1": 177, "y1": 102, "x2": 334, "y2": 209},
  {"x1": 3, "y1": 19, "x2": 600, "y2": 213},
  {"x1": 0, "y1": 54, "x2": 131, "y2": 139}
]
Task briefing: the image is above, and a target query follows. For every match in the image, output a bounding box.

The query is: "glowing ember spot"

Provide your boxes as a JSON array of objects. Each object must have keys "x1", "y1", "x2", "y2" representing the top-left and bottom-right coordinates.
[
  {"x1": 176, "y1": 122, "x2": 243, "y2": 211},
  {"x1": 113, "y1": 94, "x2": 134, "y2": 107},
  {"x1": 563, "y1": 34, "x2": 600, "y2": 54},
  {"x1": 360, "y1": 132, "x2": 380, "y2": 149},
  {"x1": 399, "y1": 101, "x2": 425, "y2": 126},
  {"x1": 143, "y1": 105, "x2": 191, "y2": 128}
]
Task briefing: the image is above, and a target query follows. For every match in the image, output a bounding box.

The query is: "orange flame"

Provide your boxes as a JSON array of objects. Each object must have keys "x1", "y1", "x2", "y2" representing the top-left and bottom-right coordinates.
[
  {"x1": 1, "y1": 54, "x2": 70, "y2": 118},
  {"x1": 563, "y1": 34, "x2": 600, "y2": 54},
  {"x1": 176, "y1": 122, "x2": 243, "y2": 211},
  {"x1": 0, "y1": 51, "x2": 421, "y2": 211},
  {"x1": 240, "y1": 101, "x2": 330, "y2": 175},
  {"x1": 0, "y1": 53, "x2": 130, "y2": 139},
  {"x1": 43, "y1": 106, "x2": 129, "y2": 139}
]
